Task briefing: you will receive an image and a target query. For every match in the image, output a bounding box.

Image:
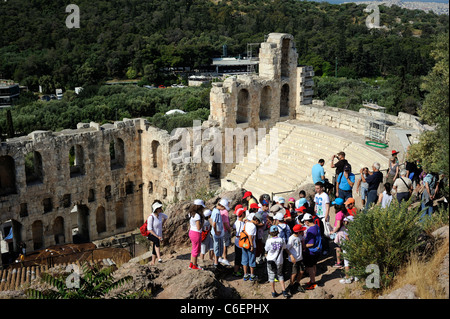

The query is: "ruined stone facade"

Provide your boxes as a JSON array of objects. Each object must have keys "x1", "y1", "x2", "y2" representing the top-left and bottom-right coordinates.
[
  {"x1": 0, "y1": 119, "x2": 210, "y2": 256},
  {"x1": 208, "y1": 33, "x2": 314, "y2": 178},
  {"x1": 1, "y1": 33, "x2": 315, "y2": 256}
]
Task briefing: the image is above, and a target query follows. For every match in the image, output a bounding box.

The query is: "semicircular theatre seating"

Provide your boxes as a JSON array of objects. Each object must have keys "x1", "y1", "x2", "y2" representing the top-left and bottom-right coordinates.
[{"x1": 221, "y1": 121, "x2": 390, "y2": 199}]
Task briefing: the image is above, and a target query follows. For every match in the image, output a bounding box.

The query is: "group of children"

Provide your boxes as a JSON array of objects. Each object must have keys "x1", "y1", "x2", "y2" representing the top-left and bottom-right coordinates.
[{"x1": 185, "y1": 187, "x2": 353, "y2": 297}]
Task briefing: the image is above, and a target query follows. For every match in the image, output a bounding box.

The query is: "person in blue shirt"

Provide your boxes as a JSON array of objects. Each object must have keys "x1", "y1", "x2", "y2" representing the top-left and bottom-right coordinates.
[
  {"x1": 336, "y1": 164, "x2": 355, "y2": 201},
  {"x1": 312, "y1": 159, "x2": 326, "y2": 184}
]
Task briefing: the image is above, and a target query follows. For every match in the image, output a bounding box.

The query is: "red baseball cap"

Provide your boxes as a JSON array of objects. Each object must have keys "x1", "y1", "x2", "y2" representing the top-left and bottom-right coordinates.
[
  {"x1": 392, "y1": 150, "x2": 399, "y2": 155},
  {"x1": 235, "y1": 207, "x2": 245, "y2": 217},
  {"x1": 295, "y1": 206, "x2": 306, "y2": 213},
  {"x1": 249, "y1": 203, "x2": 259, "y2": 210},
  {"x1": 243, "y1": 191, "x2": 252, "y2": 199},
  {"x1": 293, "y1": 224, "x2": 307, "y2": 233}
]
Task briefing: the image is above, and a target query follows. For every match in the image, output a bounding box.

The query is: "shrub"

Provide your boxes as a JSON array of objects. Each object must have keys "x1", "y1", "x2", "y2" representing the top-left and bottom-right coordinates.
[{"x1": 341, "y1": 199, "x2": 424, "y2": 289}]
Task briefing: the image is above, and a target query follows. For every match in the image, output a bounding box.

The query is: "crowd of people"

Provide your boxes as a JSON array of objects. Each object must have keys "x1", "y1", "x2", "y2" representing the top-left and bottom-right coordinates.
[{"x1": 143, "y1": 149, "x2": 447, "y2": 298}]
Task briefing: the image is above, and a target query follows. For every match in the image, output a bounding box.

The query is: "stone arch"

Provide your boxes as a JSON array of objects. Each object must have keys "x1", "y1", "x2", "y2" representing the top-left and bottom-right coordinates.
[
  {"x1": 25, "y1": 151, "x2": 43, "y2": 185},
  {"x1": 96, "y1": 206, "x2": 106, "y2": 234},
  {"x1": 0, "y1": 155, "x2": 16, "y2": 196},
  {"x1": 259, "y1": 86, "x2": 272, "y2": 121},
  {"x1": 151, "y1": 140, "x2": 162, "y2": 169},
  {"x1": 69, "y1": 144, "x2": 85, "y2": 177},
  {"x1": 281, "y1": 38, "x2": 291, "y2": 78},
  {"x1": 32, "y1": 220, "x2": 44, "y2": 250},
  {"x1": 52, "y1": 216, "x2": 65, "y2": 244},
  {"x1": 236, "y1": 88, "x2": 250, "y2": 124},
  {"x1": 110, "y1": 137, "x2": 125, "y2": 169},
  {"x1": 280, "y1": 83, "x2": 290, "y2": 117},
  {"x1": 72, "y1": 204, "x2": 90, "y2": 244}
]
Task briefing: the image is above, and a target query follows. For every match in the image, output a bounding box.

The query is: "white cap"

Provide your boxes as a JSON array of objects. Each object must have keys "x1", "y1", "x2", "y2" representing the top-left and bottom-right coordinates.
[
  {"x1": 218, "y1": 198, "x2": 230, "y2": 211},
  {"x1": 152, "y1": 202, "x2": 163, "y2": 213},
  {"x1": 278, "y1": 197, "x2": 285, "y2": 204},
  {"x1": 194, "y1": 199, "x2": 206, "y2": 207},
  {"x1": 274, "y1": 212, "x2": 284, "y2": 221},
  {"x1": 301, "y1": 213, "x2": 313, "y2": 222},
  {"x1": 344, "y1": 215, "x2": 354, "y2": 222},
  {"x1": 203, "y1": 209, "x2": 212, "y2": 217}
]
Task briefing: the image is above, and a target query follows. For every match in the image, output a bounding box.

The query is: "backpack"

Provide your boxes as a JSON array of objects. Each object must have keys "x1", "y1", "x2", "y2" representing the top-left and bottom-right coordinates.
[
  {"x1": 308, "y1": 225, "x2": 322, "y2": 254},
  {"x1": 238, "y1": 223, "x2": 251, "y2": 249},
  {"x1": 140, "y1": 215, "x2": 153, "y2": 237},
  {"x1": 278, "y1": 224, "x2": 290, "y2": 243}
]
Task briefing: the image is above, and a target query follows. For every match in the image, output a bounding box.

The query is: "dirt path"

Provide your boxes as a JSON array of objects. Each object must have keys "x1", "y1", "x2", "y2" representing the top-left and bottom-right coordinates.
[{"x1": 165, "y1": 242, "x2": 363, "y2": 300}]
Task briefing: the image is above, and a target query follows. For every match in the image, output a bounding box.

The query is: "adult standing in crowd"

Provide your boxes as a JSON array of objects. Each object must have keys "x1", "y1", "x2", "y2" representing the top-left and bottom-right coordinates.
[
  {"x1": 312, "y1": 159, "x2": 326, "y2": 185},
  {"x1": 393, "y1": 169, "x2": 413, "y2": 203},
  {"x1": 360, "y1": 162, "x2": 384, "y2": 210},
  {"x1": 147, "y1": 200, "x2": 168, "y2": 265},
  {"x1": 386, "y1": 156, "x2": 400, "y2": 186},
  {"x1": 421, "y1": 171, "x2": 439, "y2": 220},
  {"x1": 336, "y1": 164, "x2": 355, "y2": 201},
  {"x1": 356, "y1": 167, "x2": 369, "y2": 208},
  {"x1": 331, "y1": 151, "x2": 349, "y2": 191}
]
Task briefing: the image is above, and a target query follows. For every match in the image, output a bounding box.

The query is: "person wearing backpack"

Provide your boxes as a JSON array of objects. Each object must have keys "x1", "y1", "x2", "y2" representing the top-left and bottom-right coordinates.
[
  {"x1": 147, "y1": 200, "x2": 168, "y2": 265},
  {"x1": 301, "y1": 213, "x2": 322, "y2": 290},
  {"x1": 265, "y1": 225, "x2": 290, "y2": 298},
  {"x1": 200, "y1": 209, "x2": 214, "y2": 266},
  {"x1": 241, "y1": 212, "x2": 260, "y2": 281},
  {"x1": 232, "y1": 206, "x2": 246, "y2": 277}
]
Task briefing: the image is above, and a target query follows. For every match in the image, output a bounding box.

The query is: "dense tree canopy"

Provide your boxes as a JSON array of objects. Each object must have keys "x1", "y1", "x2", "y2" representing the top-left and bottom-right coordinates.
[{"x1": 0, "y1": 0, "x2": 448, "y2": 90}]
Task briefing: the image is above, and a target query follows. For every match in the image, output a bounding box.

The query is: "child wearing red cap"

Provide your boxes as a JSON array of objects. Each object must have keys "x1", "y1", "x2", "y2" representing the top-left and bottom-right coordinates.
[{"x1": 286, "y1": 224, "x2": 307, "y2": 294}]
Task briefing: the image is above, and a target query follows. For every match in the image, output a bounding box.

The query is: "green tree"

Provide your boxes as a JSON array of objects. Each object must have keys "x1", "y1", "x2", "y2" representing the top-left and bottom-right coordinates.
[{"x1": 408, "y1": 33, "x2": 449, "y2": 181}]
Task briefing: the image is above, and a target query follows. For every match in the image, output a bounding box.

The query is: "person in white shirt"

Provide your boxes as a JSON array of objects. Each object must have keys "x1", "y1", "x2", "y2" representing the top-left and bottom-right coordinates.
[
  {"x1": 188, "y1": 200, "x2": 205, "y2": 270},
  {"x1": 147, "y1": 201, "x2": 168, "y2": 265},
  {"x1": 314, "y1": 182, "x2": 330, "y2": 221},
  {"x1": 241, "y1": 212, "x2": 260, "y2": 281},
  {"x1": 265, "y1": 225, "x2": 290, "y2": 298},
  {"x1": 200, "y1": 209, "x2": 214, "y2": 265},
  {"x1": 232, "y1": 206, "x2": 246, "y2": 277},
  {"x1": 286, "y1": 224, "x2": 307, "y2": 294}
]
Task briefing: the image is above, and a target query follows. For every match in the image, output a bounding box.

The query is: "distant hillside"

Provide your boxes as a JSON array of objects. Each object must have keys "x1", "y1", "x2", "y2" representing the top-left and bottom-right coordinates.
[{"x1": 0, "y1": 0, "x2": 448, "y2": 92}]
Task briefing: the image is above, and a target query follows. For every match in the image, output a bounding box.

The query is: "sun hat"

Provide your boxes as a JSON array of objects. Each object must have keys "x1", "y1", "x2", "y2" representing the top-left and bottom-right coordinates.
[
  {"x1": 243, "y1": 191, "x2": 252, "y2": 199},
  {"x1": 193, "y1": 199, "x2": 206, "y2": 207},
  {"x1": 295, "y1": 198, "x2": 307, "y2": 209},
  {"x1": 218, "y1": 198, "x2": 230, "y2": 211},
  {"x1": 274, "y1": 212, "x2": 285, "y2": 221},
  {"x1": 293, "y1": 224, "x2": 307, "y2": 233},
  {"x1": 332, "y1": 198, "x2": 344, "y2": 205},
  {"x1": 152, "y1": 202, "x2": 163, "y2": 213},
  {"x1": 203, "y1": 209, "x2": 212, "y2": 217},
  {"x1": 269, "y1": 225, "x2": 279, "y2": 233},
  {"x1": 344, "y1": 198, "x2": 355, "y2": 205},
  {"x1": 254, "y1": 212, "x2": 263, "y2": 222}
]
